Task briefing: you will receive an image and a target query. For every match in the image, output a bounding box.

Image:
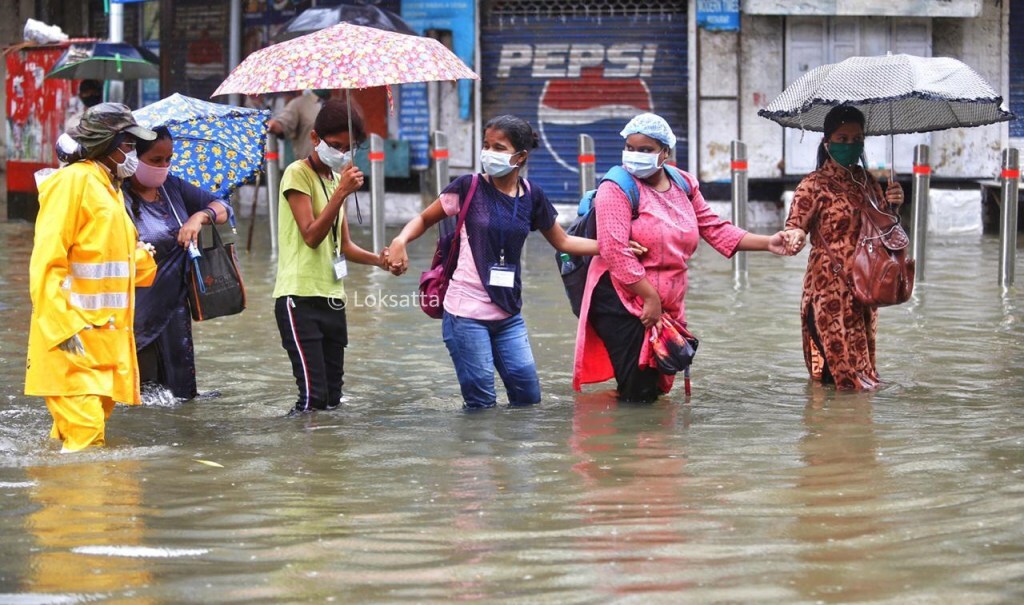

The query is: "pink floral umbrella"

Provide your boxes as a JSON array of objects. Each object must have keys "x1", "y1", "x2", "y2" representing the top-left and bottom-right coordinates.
[{"x1": 212, "y1": 23, "x2": 478, "y2": 97}]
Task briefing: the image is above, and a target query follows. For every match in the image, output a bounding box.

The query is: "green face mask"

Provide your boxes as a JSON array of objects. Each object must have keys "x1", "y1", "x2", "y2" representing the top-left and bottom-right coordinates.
[{"x1": 828, "y1": 142, "x2": 864, "y2": 167}]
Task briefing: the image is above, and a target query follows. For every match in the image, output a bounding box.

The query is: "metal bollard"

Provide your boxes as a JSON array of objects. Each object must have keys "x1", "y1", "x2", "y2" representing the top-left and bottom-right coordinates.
[
  {"x1": 369, "y1": 133, "x2": 386, "y2": 253},
  {"x1": 999, "y1": 148, "x2": 1020, "y2": 288},
  {"x1": 430, "y1": 131, "x2": 450, "y2": 200},
  {"x1": 578, "y1": 134, "x2": 596, "y2": 195},
  {"x1": 265, "y1": 133, "x2": 281, "y2": 254},
  {"x1": 910, "y1": 144, "x2": 931, "y2": 282},
  {"x1": 730, "y1": 141, "x2": 748, "y2": 285}
]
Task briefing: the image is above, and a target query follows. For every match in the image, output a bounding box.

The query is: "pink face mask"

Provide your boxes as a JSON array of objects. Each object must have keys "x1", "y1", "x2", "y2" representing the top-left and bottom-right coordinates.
[{"x1": 134, "y1": 159, "x2": 170, "y2": 188}]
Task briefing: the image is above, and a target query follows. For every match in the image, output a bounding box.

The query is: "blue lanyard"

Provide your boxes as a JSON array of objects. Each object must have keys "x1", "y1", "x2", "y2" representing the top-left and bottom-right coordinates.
[{"x1": 498, "y1": 178, "x2": 522, "y2": 266}]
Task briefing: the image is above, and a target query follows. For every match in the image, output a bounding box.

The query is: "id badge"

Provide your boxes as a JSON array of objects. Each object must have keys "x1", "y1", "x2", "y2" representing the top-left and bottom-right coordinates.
[
  {"x1": 488, "y1": 264, "x2": 516, "y2": 288},
  {"x1": 332, "y1": 254, "x2": 348, "y2": 281}
]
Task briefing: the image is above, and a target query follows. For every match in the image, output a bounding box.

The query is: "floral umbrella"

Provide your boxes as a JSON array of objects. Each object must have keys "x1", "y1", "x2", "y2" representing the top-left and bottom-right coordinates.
[
  {"x1": 211, "y1": 22, "x2": 478, "y2": 97},
  {"x1": 133, "y1": 94, "x2": 269, "y2": 200}
]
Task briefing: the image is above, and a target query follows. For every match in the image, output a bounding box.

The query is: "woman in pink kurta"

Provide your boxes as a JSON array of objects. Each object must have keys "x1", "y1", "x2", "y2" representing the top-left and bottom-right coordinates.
[{"x1": 573, "y1": 113, "x2": 790, "y2": 402}]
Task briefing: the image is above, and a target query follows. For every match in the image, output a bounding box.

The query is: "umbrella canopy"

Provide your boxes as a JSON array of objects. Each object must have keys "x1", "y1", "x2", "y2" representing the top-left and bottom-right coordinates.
[
  {"x1": 46, "y1": 41, "x2": 159, "y2": 81},
  {"x1": 274, "y1": 4, "x2": 417, "y2": 41},
  {"x1": 212, "y1": 22, "x2": 478, "y2": 97},
  {"x1": 757, "y1": 54, "x2": 1015, "y2": 135},
  {"x1": 133, "y1": 94, "x2": 269, "y2": 198}
]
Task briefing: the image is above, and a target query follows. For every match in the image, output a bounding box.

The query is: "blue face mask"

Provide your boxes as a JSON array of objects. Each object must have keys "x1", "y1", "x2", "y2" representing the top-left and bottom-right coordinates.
[
  {"x1": 622, "y1": 150, "x2": 662, "y2": 179},
  {"x1": 480, "y1": 150, "x2": 520, "y2": 178}
]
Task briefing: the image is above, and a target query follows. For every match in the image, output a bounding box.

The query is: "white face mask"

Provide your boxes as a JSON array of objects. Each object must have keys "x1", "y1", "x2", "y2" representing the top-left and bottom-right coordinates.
[
  {"x1": 480, "y1": 149, "x2": 519, "y2": 178},
  {"x1": 622, "y1": 150, "x2": 663, "y2": 179},
  {"x1": 133, "y1": 159, "x2": 170, "y2": 188},
  {"x1": 315, "y1": 139, "x2": 350, "y2": 171},
  {"x1": 114, "y1": 148, "x2": 139, "y2": 179}
]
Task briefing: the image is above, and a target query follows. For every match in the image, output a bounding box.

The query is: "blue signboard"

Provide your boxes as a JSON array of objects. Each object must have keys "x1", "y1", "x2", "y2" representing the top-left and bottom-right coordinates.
[
  {"x1": 481, "y1": 15, "x2": 688, "y2": 202},
  {"x1": 399, "y1": 1, "x2": 475, "y2": 170},
  {"x1": 697, "y1": 0, "x2": 740, "y2": 32}
]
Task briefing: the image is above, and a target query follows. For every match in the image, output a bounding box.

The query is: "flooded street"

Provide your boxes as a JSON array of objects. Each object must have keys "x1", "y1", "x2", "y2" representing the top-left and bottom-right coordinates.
[{"x1": 0, "y1": 213, "x2": 1022, "y2": 603}]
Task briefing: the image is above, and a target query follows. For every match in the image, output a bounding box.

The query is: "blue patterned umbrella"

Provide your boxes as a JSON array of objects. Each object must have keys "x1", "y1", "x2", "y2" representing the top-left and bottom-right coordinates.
[{"x1": 133, "y1": 94, "x2": 269, "y2": 199}]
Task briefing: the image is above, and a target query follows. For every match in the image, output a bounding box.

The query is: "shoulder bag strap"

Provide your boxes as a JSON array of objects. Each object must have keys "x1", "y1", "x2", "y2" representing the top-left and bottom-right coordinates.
[{"x1": 443, "y1": 174, "x2": 480, "y2": 275}]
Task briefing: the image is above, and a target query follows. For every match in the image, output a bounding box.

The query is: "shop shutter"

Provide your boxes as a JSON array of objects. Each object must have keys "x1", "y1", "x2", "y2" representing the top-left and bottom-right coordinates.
[
  {"x1": 1011, "y1": 0, "x2": 1024, "y2": 138},
  {"x1": 481, "y1": 2, "x2": 688, "y2": 203}
]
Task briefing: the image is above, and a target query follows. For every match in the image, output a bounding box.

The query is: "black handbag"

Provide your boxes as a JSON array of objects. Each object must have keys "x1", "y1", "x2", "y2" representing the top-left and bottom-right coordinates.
[
  {"x1": 166, "y1": 191, "x2": 246, "y2": 321},
  {"x1": 186, "y1": 225, "x2": 246, "y2": 321}
]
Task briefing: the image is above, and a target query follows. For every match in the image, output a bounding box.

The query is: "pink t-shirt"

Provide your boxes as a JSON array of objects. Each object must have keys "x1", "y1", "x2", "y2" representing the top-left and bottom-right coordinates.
[{"x1": 439, "y1": 192, "x2": 511, "y2": 321}]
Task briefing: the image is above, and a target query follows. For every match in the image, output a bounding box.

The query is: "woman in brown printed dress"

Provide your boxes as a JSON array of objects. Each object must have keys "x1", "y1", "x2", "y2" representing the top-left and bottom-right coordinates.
[{"x1": 784, "y1": 106, "x2": 905, "y2": 390}]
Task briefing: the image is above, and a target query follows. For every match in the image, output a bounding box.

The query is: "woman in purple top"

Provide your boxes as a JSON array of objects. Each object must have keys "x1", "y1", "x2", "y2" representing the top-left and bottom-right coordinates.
[
  {"x1": 387, "y1": 115, "x2": 614, "y2": 409},
  {"x1": 123, "y1": 127, "x2": 231, "y2": 400}
]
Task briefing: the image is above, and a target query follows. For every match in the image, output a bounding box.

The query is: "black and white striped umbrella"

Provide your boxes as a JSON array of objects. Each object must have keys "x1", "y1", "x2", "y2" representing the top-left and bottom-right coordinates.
[{"x1": 758, "y1": 54, "x2": 1015, "y2": 135}]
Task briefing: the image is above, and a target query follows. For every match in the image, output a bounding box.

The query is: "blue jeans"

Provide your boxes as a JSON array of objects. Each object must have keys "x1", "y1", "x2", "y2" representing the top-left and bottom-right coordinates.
[{"x1": 442, "y1": 311, "x2": 542, "y2": 409}]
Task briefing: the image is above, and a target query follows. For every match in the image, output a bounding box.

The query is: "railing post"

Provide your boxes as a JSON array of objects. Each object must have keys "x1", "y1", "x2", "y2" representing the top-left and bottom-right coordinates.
[
  {"x1": 731, "y1": 140, "x2": 748, "y2": 285},
  {"x1": 910, "y1": 144, "x2": 931, "y2": 282},
  {"x1": 369, "y1": 133, "x2": 386, "y2": 253},
  {"x1": 430, "y1": 131, "x2": 449, "y2": 199},
  {"x1": 578, "y1": 134, "x2": 596, "y2": 196},
  {"x1": 265, "y1": 133, "x2": 281, "y2": 254},
  {"x1": 999, "y1": 148, "x2": 1020, "y2": 288}
]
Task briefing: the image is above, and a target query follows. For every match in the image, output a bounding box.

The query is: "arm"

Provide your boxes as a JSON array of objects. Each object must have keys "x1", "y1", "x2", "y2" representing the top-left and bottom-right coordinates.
[
  {"x1": 736, "y1": 231, "x2": 789, "y2": 255},
  {"x1": 782, "y1": 175, "x2": 821, "y2": 254},
  {"x1": 30, "y1": 172, "x2": 88, "y2": 348},
  {"x1": 386, "y1": 195, "x2": 452, "y2": 273},
  {"x1": 339, "y1": 211, "x2": 385, "y2": 268},
  {"x1": 540, "y1": 222, "x2": 598, "y2": 255},
  {"x1": 287, "y1": 164, "x2": 363, "y2": 249}
]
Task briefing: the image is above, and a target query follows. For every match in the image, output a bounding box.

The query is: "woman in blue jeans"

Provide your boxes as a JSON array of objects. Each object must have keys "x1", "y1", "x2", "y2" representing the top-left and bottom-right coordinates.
[{"x1": 387, "y1": 115, "x2": 615, "y2": 409}]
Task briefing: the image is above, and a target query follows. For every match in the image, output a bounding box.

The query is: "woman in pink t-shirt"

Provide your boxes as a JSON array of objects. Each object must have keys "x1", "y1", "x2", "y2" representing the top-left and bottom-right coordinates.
[
  {"x1": 574, "y1": 113, "x2": 793, "y2": 402},
  {"x1": 387, "y1": 115, "x2": 642, "y2": 409}
]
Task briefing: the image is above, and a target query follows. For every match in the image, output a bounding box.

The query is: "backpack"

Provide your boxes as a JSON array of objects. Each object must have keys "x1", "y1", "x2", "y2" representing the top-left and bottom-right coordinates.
[{"x1": 557, "y1": 165, "x2": 692, "y2": 317}]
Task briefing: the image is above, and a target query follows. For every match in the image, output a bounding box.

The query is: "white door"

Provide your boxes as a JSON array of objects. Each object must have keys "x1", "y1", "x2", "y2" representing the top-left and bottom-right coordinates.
[{"x1": 784, "y1": 17, "x2": 932, "y2": 177}]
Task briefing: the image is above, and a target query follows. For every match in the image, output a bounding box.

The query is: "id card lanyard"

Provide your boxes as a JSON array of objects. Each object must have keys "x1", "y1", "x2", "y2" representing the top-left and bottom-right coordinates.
[
  {"x1": 310, "y1": 159, "x2": 347, "y2": 280},
  {"x1": 488, "y1": 179, "x2": 521, "y2": 289}
]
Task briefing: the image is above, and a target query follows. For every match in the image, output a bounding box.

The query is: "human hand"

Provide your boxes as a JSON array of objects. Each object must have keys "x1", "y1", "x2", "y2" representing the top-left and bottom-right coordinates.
[
  {"x1": 386, "y1": 239, "x2": 409, "y2": 276},
  {"x1": 766, "y1": 230, "x2": 793, "y2": 256},
  {"x1": 782, "y1": 228, "x2": 806, "y2": 255},
  {"x1": 337, "y1": 164, "x2": 365, "y2": 199},
  {"x1": 177, "y1": 215, "x2": 205, "y2": 248},
  {"x1": 57, "y1": 333, "x2": 85, "y2": 356},
  {"x1": 885, "y1": 181, "x2": 905, "y2": 206},
  {"x1": 639, "y1": 294, "x2": 662, "y2": 329},
  {"x1": 628, "y1": 240, "x2": 648, "y2": 257},
  {"x1": 137, "y1": 240, "x2": 156, "y2": 256}
]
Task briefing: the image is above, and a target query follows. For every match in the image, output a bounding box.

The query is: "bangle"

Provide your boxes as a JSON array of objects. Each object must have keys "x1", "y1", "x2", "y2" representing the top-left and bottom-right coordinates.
[{"x1": 202, "y1": 208, "x2": 217, "y2": 224}]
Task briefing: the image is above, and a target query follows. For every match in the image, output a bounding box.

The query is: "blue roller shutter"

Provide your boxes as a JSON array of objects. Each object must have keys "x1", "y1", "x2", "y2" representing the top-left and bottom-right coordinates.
[
  {"x1": 481, "y1": 8, "x2": 688, "y2": 203},
  {"x1": 1011, "y1": 0, "x2": 1024, "y2": 137}
]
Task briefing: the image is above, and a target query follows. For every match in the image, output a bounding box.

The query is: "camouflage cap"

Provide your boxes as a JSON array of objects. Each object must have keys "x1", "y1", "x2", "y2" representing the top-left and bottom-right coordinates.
[{"x1": 69, "y1": 102, "x2": 156, "y2": 158}]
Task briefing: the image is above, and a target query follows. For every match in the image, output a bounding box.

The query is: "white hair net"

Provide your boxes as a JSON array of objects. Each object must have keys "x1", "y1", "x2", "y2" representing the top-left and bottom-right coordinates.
[{"x1": 619, "y1": 113, "x2": 676, "y2": 149}]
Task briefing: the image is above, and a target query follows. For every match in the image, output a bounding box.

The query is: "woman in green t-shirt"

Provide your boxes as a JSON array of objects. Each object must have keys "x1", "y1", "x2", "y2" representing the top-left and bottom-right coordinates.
[{"x1": 273, "y1": 99, "x2": 387, "y2": 417}]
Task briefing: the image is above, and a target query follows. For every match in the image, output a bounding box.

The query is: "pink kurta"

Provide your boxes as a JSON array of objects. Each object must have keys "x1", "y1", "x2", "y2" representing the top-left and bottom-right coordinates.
[{"x1": 572, "y1": 170, "x2": 746, "y2": 392}]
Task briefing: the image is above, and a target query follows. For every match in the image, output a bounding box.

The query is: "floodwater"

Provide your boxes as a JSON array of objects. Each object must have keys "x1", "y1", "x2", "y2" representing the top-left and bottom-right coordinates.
[{"x1": 0, "y1": 211, "x2": 1022, "y2": 604}]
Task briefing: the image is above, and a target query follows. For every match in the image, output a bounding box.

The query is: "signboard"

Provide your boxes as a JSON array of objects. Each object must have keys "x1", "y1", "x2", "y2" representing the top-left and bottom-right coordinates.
[
  {"x1": 481, "y1": 15, "x2": 688, "y2": 202},
  {"x1": 697, "y1": 0, "x2": 740, "y2": 31}
]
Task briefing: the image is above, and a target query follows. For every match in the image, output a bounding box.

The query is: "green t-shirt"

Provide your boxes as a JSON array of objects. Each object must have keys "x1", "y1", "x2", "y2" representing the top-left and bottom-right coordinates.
[{"x1": 273, "y1": 160, "x2": 346, "y2": 300}]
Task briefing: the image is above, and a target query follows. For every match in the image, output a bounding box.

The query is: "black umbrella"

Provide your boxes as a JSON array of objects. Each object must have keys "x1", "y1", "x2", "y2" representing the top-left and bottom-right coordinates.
[
  {"x1": 45, "y1": 41, "x2": 159, "y2": 81},
  {"x1": 274, "y1": 4, "x2": 418, "y2": 41}
]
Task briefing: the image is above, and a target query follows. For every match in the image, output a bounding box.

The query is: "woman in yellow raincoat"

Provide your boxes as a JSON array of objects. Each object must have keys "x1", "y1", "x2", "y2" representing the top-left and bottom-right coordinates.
[{"x1": 26, "y1": 103, "x2": 158, "y2": 452}]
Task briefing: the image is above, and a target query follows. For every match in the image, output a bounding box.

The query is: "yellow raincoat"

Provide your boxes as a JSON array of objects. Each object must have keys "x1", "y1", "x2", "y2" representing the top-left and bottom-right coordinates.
[{"x1": 25, "y1": 160, "x2": 156, "y2": 413}]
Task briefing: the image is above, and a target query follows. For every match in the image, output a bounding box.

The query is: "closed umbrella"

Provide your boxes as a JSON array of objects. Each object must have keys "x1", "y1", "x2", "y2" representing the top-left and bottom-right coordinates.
[
  {"x1": 46, "y1": 41, "x2": 159, "y2": 81},
  {"x1": 133, "y1": 94, "x2": 269, "y2": 200}
]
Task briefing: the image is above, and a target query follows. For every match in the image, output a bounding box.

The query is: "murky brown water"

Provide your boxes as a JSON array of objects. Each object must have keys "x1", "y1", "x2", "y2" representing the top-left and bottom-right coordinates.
[{"x1": 1, "y1": 212, "x2": 1022, "y2": 603}]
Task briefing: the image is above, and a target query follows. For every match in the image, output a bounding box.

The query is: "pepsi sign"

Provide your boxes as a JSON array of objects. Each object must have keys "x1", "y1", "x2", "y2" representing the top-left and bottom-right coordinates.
[{"x1": 481, "y1": 16, "x2": 688, "y2": 202}]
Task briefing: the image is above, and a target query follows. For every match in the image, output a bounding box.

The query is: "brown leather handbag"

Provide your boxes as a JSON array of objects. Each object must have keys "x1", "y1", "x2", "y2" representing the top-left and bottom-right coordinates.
[{"x1": 818, "y1": 194, "x2": 915, "y2": 307}]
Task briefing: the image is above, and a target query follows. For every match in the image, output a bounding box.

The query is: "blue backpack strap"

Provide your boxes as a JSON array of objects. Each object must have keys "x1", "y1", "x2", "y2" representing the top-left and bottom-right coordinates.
[
  {"x1": 664, "y1": 165, "x2": 692, "y2": 197},
  {"x1": 601, "y1": 165, "x2": 641, "y2": 219}
]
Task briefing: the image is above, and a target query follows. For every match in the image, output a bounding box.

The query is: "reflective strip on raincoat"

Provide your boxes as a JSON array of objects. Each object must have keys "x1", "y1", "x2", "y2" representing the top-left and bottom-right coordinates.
[{"x1": 25, "y1": 160, "x2": 157, "y2": 404}]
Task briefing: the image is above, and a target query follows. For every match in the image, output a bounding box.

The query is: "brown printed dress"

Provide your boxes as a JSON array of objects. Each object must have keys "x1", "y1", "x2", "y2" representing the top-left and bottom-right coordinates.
[{"x1": 785, "y1": 161, "x2": 886, "y2": 390}]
